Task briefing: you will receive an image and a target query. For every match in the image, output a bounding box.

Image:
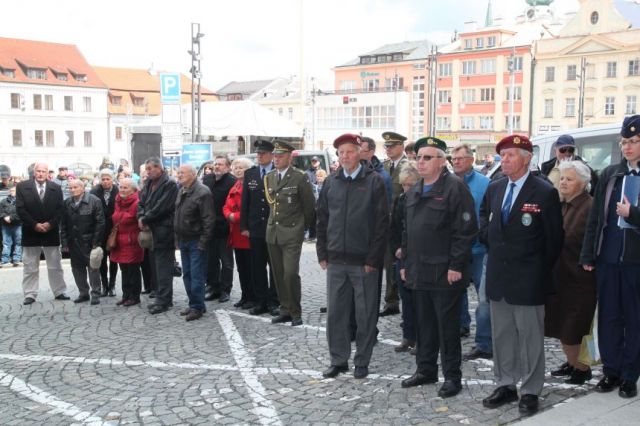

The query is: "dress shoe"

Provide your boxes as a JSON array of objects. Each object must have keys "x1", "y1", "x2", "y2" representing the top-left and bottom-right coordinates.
[
  {"x1": 595, "y1": 375, "x2": 621, "y2": 393},
  {"x1": 322, "y1": 364, "x2": 348, "y2": 378},
  {"x1": 90, "y1": 298, "x2": 100, "y2": 305},
  {"x1": 354, "y1": 366, "x2": 369, "y2": 379},
  {"x1": 123, "y1": 299, "x2": 139, "y2": 306},
  {"x1": 55, "y1": 293, "x2": 70, "y2": 301},
  {"x1": 463, "y1": 347, "x2": 493, "y2": 361},
  {"x1": 218, "y1": 292, "x2": 230, "y2": 303},
  {"x1": 291, "y1": 317, "x2": 303, "y2": 327},
  {"x1": 148, "y1": 291, "x2": 156, "y2": 298},
  {"x1": 482, "y1": 386, "x2": 518, "y2": 408},
  {"x1": 241, "y1": 301, "x2": 254, "y2": 310},
  {"x1": 185, "y1": 310, "x2": 203, "y2": 321},
  {"x1": 107, "y1": 289, "x2": 115, "y2": 297},
  {"x1": 619, "y1": 380, "x2": 638, "y2": 398},
  {"x1": 410, "y1": 347, "x2": 417, "y2": 356},
  {"x1": 148, "y1": 305, "x2": 169, "y2": 315},
  {"x1": 394, "y1": 339, "x2": 415, "y2": 353},
  {"x1": 401, "y1": 372, "x2": 438, "y2": 388},
  {"x1": 565, "y1": 367, "x2": 592, "y2": 385},
  {"x1": 233, "y1": 299, "x2": 246, "y2": 308},
  {"x1": 459, "y1": 327, "x2": 470, "y2": 338},
  {"x1": 271, "y1": 314, "x2": 292, "y2": 324},
  {"x1": 74, "y1": 295, "x2": 90, "y2": 303},
  {"x1": 100, "y1": 288, "x2": 109, "y2": 297},
  {"x1": 180, "y1": 308, "x2": 192, "y2": 316},
  {"x1": 269, "y1": 306, "x2": 280, "y2": 316},
  {"x1": 141, "y1": 289, "x2": 149, "y2": 294},
  {"x1": 518, "y1": 394, "x2": 539, "y2": 414},
  {"x1": 116, "y1": 299, "x2": 126, "y2": 306},
  {"x1": 319, "y1": 307, "x2": 327, "y2": 313},
  {"x1": 204, "y1": 292, "x2": 220, "y2": 301},
  {"x1": 250, "y1": 305, "x2": 269, "y2": 315},
  {"x1": 23, "y1": 297, "x2": 35, "y2": 305},
  {"x1": 551, "y1": 361, "x2": 574, "y2": 377},
  {"x1": 438, "y1": 380, "x2": 462, "y2": 398},
  {"x1": 379, "y1": 306, "x2": 400, "y2": 317}
]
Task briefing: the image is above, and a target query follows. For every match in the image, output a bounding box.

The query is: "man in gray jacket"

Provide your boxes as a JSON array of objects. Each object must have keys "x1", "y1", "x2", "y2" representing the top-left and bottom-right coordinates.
[
  {"x1": 174, "y1": 164, "x2": 214, "y2": 321},
  {"x1": 316, "y1": 133, "x2": 389, "y2": 380}
]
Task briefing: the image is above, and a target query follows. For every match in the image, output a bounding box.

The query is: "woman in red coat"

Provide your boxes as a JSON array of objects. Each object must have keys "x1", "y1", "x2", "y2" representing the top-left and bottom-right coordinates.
[
  {"x1": 110, "y1": 178, "x2": 144, "y2": 306},
  {"x1": 223, "y1": 157, "x2": 254, "y2": 309}
]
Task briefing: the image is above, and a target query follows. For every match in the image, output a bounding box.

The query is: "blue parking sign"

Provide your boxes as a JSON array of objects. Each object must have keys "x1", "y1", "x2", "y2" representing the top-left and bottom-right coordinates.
[{"x1": 160, "y1": 73, "x2": 181, "y2": 103}]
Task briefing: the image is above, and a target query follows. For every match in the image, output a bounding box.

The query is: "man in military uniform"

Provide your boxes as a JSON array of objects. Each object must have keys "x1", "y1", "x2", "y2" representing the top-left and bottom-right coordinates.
[
  {"x1": 241, "y1": 139, "x2": 279, "y2": 316},
  {"x1": 264, "y1": 141, "x2": 315, "y2": 326},
  {"x1": 380, "y1": 131, "x2": 409, "y2": 316}
]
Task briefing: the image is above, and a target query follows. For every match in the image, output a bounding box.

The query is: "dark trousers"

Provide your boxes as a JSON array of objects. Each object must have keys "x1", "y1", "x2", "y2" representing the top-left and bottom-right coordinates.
[
  {"x1": 396, "y1": 260, "x2": 416, "y2": 341},
  {"x1": 249, "y1": 237, "x2": 278, "y2": 308},
  {"x1": 207, "y1": 237, "x2": 234, "y2": 295},
  {"x1": 120, "y1": 263, "x2": 142, "y2": 302},
  {"x1": 149, "y1": 248, "x2": 175, "y2": 308},
  {"x1": 235, "y1": 248, "x2": 253, "y2": 302},
  {"x1": 100, "y1": 246, "x2": 118, "y2": 290},
  {"x1": 141, "y1": 249, "x2": 154, "y2": 292},
  {"x1": 413, "y1": 288, "x2": 463, "y2": 382}
]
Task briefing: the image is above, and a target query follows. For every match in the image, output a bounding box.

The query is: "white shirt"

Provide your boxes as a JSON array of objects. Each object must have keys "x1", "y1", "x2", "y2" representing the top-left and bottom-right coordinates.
[
  {"x1": 501, "y1": 171, "x2": 530, "y2": 213},
  {"x1": 342, "y1": 164, "x2": 363, "y2": 180},
  {"x1": 627, "y1": 161, "x2": 640, "y2": 174},
  {"x1": 278, "y1": 167, "x2": 289, "y2": 181},
  {"x1": 35, "y1": 180, "x2": 47, "y2": 194}
]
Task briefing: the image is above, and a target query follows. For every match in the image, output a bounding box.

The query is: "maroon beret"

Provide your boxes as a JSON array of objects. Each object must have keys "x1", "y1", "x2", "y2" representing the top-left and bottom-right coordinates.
[
  {"x1": 333, "y1": 133, "x2": 362, "y2": 149},
  {"x1": 496, "y1": 134, "x2": 532, "y2": 154}
]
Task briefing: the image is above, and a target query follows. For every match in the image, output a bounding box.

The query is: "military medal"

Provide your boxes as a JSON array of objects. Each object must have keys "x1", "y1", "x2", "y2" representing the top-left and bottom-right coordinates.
[{"x1": 521, "y1": 213, "x2": 532, "y2": 226}]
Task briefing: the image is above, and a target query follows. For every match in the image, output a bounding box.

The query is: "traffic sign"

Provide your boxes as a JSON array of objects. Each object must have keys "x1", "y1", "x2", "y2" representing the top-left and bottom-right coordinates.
[{"x1": 160, "y1": 73, "x2": 181, "y2": 104}]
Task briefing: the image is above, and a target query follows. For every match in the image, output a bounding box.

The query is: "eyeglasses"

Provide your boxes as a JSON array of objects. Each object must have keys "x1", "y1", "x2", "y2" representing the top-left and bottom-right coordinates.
[
  {"x1": 620, "y1": 139, "x2": 640, "y2": 147},
  {"x1": 416, "y1": 154, "x2": 442, "y2": 162},
  {"x1": 558, "y1": 146, "x2": 575, "y2": 154},
  {"x1": 451, "y1": 156, "x2": 472, "y2": 162}
]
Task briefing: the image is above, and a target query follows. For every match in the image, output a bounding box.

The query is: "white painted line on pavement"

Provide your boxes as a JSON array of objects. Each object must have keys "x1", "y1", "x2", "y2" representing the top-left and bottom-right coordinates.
[
  {"x1": 0, "y1": 368, "x2": 111, "y2": 425},
  {"x1": 216, "y1": 310, "x2": 283, "y2": 426}
]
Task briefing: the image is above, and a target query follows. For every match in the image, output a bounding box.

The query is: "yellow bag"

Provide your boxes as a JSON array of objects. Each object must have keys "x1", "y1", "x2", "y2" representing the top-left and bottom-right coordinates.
[{"x1": 578, "y1": 310, "x2": 600, "y2": 366}]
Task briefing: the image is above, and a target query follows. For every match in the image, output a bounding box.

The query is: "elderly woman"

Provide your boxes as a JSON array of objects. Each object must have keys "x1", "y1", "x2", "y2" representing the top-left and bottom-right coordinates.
[
  {"x1": 110, "y1": 178, "x2": 144, "y2": 306},
  {"x1": 545, "y1": 161, "x2": 596, "y2": 384},
  {"x1": 223, "y1": 157, "x2": 254, "y2": 309}
]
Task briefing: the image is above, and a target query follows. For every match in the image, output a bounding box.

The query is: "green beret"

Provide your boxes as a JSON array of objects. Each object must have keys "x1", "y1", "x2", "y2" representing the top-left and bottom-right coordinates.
[{"x1": 414, "y1": 136, "x2": 447, "y2": 153}]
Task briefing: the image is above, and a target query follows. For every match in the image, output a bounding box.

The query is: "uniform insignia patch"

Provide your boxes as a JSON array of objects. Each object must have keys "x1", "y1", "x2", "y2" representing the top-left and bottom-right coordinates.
[
  {"x1": 462, "y1": 212, "x2": 471, "y2": 222},
  {"x1": 521, "y1": 212, "x2": 532, "y2": 226},
  {"x1": 513, "y1": 136, "x2": 521, "y2": 144}
]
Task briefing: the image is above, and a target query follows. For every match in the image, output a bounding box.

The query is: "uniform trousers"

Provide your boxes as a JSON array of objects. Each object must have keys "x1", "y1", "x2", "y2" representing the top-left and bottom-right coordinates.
[
  {"x1": 149, "y1": 248, "x2": 175, "y2": 308},
  {"x1": 249, "y1": 237, "x2": 277, "y2": 308},
  {"x1": 268, "y1": 240, "x2": 303, "y2": 318},
  {"x1": 490, "y1": 299, "x2": 545, "y2": 395},
  {"x1": 71, "y1": 265, "x2": 101, "y2": 299},
  {"x1": 22, "y1": 246, "x2": 67, "y2": 299},
  {"x1": 413, "y1": 288, "x2": 463, "y2": 381},
  {"x1": 327, "y1": 263, "x2": 379, "y2": 367}
]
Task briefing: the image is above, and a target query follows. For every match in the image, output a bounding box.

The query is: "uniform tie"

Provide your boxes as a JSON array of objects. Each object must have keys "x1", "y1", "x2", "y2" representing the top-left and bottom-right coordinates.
[
  {"x1": 390, "y1": 162, "x2": 395, "y2": 177},
  {"x1": 261, "y1": 168, "x2": 266, "y2": 179},
  {"x1": 38, "y1": 184, "x2": 45, "y2": 200},
  {"x1": 501, "y1": 182, "x2": 516, "y2": 224},
  {"x1": 277, "y1": 173, "x2": 281, "y2": 184}
]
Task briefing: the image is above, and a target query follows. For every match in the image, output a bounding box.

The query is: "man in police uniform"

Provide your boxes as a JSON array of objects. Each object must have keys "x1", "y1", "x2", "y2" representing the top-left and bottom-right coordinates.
[
  {"x1": 380, "y1": 131, "x2": 409, "y2": 316},
  {"x1": 265, "y1": 141, "x2": 315, "y2": 326},
  {"x1": 241, "y1": 139, "x2": 279, "y2": 316}
]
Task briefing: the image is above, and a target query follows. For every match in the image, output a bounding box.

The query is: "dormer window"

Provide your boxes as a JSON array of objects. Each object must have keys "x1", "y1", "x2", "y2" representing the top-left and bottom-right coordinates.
[
  {"x1": 131, "y1": 93, "x2": 145, "y2": 106},
  {"x1": 476, "y1": 38, "x2": 484, "y2": 48},
  {"x1": 0, "y1": 66, "x2": 15, "y2": 78},
  {"x1": 487, "y1": 36, "x2": 496, "y2": 47},
  {"x1": 51, "y1": 69, "x2": 68, "y2": 81},
  {"x1": 464, "y1": 39, "x2": 472, "y2": 50},
  {"x1": 360, "y1": 56, "x2": 372, "y2": 65},
  {"x1": 392, "y1": 53, "x2": 403, "y2": 61},
  {"x1": 111, "y1": 95, "x2": 122, "y2": 105},
  {"x1": 68, "y1": 69, "x2": 87, "y2": 82},
  {"x1": 27, "y1": 68, "x2": 47, "y2": 80}
]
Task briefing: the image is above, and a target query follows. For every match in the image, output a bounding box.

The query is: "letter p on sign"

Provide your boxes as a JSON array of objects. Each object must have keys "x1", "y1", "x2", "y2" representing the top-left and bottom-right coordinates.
[{"x1": 160, "y1": 73, "x2": 181, "y2": 104}]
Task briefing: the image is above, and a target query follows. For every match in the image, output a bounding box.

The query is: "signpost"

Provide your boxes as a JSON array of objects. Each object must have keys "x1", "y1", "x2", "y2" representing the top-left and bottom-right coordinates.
[
  {"x1": 160, "y1": 73, "x2": 183, "y2": 152},
  {"x1": 181, "y1": 143, "x2": 212, "y2": 168}
]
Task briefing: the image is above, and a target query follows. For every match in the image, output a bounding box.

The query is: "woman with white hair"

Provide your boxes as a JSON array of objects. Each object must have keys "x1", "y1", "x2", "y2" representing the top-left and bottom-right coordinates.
[{"x1": 545, "y1": 160, "x2": 596, "y2": 384}]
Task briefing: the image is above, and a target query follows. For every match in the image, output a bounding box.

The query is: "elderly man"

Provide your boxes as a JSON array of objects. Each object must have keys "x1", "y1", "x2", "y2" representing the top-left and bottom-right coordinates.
[
  {"x1": 540, "y1": 134, "x2": 598, "y2": 193},
  {"x1": 317, "y1": 133, "x2": 389, "y2": 380},
  {"x1": 53, "y1": 166, "x2": 71, "y2": 200},
  {"x1": 480, "y1": 135, "x2": 564, "y2": 414},
  {"x1": 400, "y1": 137, "x2": 477, "y2": 398},
  {"x1": 264, "y1": 140, "x2": 315, "y2": 326},
  {"x1": 61, "y1": 179, "x2": 105, "y2": 305},
  {"x1": 137, "y1": 157, "x2": 179, "y2": 315},
  {"x1": 90, "y1": 169, "x2": 119, "y2": 297},
  {"x1": 16, "y1": 162, "x2": 70, "y2": 304},
  {"x1": 175, "y1": 164, "x2": 214, "y2": 321}
]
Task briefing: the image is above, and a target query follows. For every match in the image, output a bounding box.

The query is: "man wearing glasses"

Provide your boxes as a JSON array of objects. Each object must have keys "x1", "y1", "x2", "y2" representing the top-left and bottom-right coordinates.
[{"x1": 540, "y1": 134, "x2": 598, "y2": 193}]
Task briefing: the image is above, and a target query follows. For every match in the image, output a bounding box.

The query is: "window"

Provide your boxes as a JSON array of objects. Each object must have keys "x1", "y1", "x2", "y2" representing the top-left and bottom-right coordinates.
[
  {"x1": 83, "y1": 96, "x2": 91, "y2": 112},
  {"x1": 111, "y1": 95, "x2": 122, "y2": 106},
  {"x1": 487, "y1": 36, "x2": 496, "y2": 47},
  {"x1": 12, "y1": 129, "x2": 22, "y2": 146},
  {"x1": 115, "y1": 127, "x2": 123, "y2": 140},
  {"x1": 590, "y1": 11, "x2": 599, "y2": 25},
  {"x1": 629, "y1": 59, "x2": 640, "y2": 76},
  {"x1": 35, "y1": 130, "x2": 43, "y2": 147},
  {"x1": 438, "y1": 90, "x2": 451, "y2": 104},
  {"x1": 505, "y1": 115, "x2": 521, "y2": 130},
  {"x1": 288, "y1": 107, "x2": 293, "y2": 120},
  {"x1": 45, "y1": 95, "x2": 53, "y2": 110},
  {"x1": 55, "y1": 72, "x2": 67, "y2": 81},
  {"x1": 605, "y1": 96, "x2": 615, "y2": 116},
  {"x1": 567, "y1": 65, "x2": 577, "y2": 80},
  {"x1": 607, "y1": 62, "x2": 617, "y2": 78},
  {"x1": 439, "y1": 63, "x2": 452, "y2": 77},
  {"x1": 511, "y1": 56, "x2": 523, "y2": 71},
  {"x1": 392, "y1": 53, "x2": 403, "y2": 61},
  {"x1": 480, "y1": 88, "x2": 495, "y2": 102},
  {"x1": 626, "y1": 95, "x2": 637, "y2": 115},
  {"x1": 10, "y1": 93, "x2": 20, "y2": 109},
  {"x1": 340, "y1": 80, "x2": 355, "y2": 92},
  {"x1": 64, "y1": 96, "x2": 73, "y2": 111},
  {"x1": 360, "y1": 56, "x2": 371, "y2": 65},
  {"x1": 363, "y1": 79, "x2": 379, "y2": 92},
  {"x1": 1, "y1": 67, "x2": 15, "y2": 78},
  {"x1": 461, "y1": 89, "x2": 475, "y2": 103},
  {"x1": 84, "y1": 131, "x2": 92, "y2": 147},
  {"x1": 565, "y1": 98, "x2": 576, "y2": 117},
  {"x1": 436, "y1": 116, "x2": 451, "y2": 130},
  {"x1": 479, "y1": 116, "x2": 494, "y2": 130},
  {"x1": 481, "y1": 59, "x2": 496, "y2": 74},
  {"x1": 461, "y1": 116, "x2": 474, "y2": 130},
  {"x1": 462, "y1": 61, "x2": 476, "y2": 75},
  {"x1": 505, "y1": 86, "x2": 522, "y2": 101},
  {"x1": 27, "y1": 68, "x2": 47, "y2": 80},
  {"x1": 33, "y1": 94, "x2": 42, "y2": 110},
  {"x1": 132, "y1": 96, "x2": 144, "y2": 107},
  {"x1": 278, "y1": 107, "x2": 283, "y2": 116},
  {"x1": 45, "y1": 130, "x2": 54, "y2": 147},
  {"x1": 544, "y1": 99, "x2": 553, "y2": 118},
  {"x1": 476, "y1": 38, "x2": 483, "y2": 48},
  {"x1": 66, "y1": 130, "x2": 74, "y2": 147},
  {"x1": 385, "y1": 77, "x2": 404, "y2": 90},
  {"x1": 545, "y1": 66, "x2": 555, "y2": 82},
  {"x1": 464, "y1": 39, "x2": 472, "y2": 50}
]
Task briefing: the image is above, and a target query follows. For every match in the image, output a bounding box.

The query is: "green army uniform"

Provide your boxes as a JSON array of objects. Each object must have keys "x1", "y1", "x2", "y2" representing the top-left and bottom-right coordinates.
[{"x1": 265, "y1": 142, "x2": 316, "y2": 322}]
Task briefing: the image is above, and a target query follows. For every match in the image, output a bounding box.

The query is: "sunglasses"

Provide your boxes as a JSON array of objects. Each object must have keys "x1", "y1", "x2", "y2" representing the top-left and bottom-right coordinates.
[
  {"x1": 416, "y1": 154, "x2": 442, "y2": 162},
  {"x1": 558, "y1": 146, "x2": 575, "y2": 154}
]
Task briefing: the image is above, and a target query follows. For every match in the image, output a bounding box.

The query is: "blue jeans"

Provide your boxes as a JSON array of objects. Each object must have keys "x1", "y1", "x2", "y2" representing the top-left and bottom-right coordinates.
[
  {"x1": 2, "y1": 224, "x2": 22, "y2": 264},
  {"x1": 179, "y1": 240, "x2": 208, "y2": 313},
  {"x1": 460, "y1": 253, "x2": 492, "y2": 352}
]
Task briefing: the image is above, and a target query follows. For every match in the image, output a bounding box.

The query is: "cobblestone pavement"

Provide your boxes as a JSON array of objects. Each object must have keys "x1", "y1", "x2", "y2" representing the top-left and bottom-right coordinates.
[{"x1": 0, "y1": 243, "x2": 601, "y2": 425}]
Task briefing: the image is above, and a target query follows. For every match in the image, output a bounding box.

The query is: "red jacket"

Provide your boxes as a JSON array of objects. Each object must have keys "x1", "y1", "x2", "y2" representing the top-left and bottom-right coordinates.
[
  {"x1": 109, "y1": 192, "x2": 144, "y2": 264},
  {"x1": 223, "y1": 180, "x2": 250, "y2": 249}
]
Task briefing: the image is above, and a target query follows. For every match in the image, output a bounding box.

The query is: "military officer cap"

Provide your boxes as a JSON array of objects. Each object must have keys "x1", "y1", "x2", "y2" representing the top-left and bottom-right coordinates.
[
  {"x1": 272, "y1": 140, "x2": 296, "y2": 154},
  {"x1": 496, "y1": 134, "x2": 533, "y2": 153},
  {"x1": 254, "y1": 139, "x2": 275, "y2": 153},
  {"x1": 333, "y1": 133, "x2": 362, "y2": 149},
  {"x1": 621, "y1": 115, "x2": 640, "y2": 138},
  {"x1": 382, "y1": 131, "x2": 407, "y2": 147},
  {"x1": 413, "y1": 136, "x2": 447, "y2": 153}
]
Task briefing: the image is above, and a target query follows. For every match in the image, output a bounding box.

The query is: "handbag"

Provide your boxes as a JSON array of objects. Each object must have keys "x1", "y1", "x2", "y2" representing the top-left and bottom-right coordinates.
[
  {"x1": 106, "y1": 223, "x2": 120, "y2": 250},
  {"x1": 578, "y1": 309, "x2": 600, "y2": 366}
]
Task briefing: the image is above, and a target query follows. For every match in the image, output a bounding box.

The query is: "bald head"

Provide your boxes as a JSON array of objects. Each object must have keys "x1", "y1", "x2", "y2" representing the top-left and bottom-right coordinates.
[{"x1": 178, "y1": 164, "x2": 197, "y2": 187}]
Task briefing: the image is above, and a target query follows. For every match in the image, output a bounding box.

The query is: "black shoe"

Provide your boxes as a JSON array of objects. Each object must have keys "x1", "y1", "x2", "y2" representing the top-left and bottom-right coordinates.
[
  {"x1": 90, "y1": 298, "x2": 100, "y2": 305},
  {"x1": 107, "y1": 289, "x2": 115, "y2": 297},
  {"x1": 354, "y1": 366, "x2": 369, "y2": 379},
  {"x1": 233, "y1": 299, "x2": 246, "y2": 308},
  {"x1": 459, "y1": 327, "x2": 470, "y2": 338},
  {"x1": 185, "y1": 310, "x2": 203, "y2": 321},
  {"x1": 291, "y1": 317, "x2": 303, "y2": 327},
  {"x1": 218, "y1": 292, "x2": 230, "y2": 303},
  {"x1": 148, "y1": 305, "x2": 169, "y2": 315},
  {"x1": 482, "y1": 386, "x2": 518, "y2": 409},
  {"x1": 619, "y1": 380, "x2": 638, "y2": 398},
  {"x1": 394, "y1": 339, "x2": 415, "y2": 353},
  {"x1": 410, "y1": 347, "x2": 417, "y2": 356},
  {"x1": 148, "y1": 291, "x2": 156, "y2": 299},
  {"x1": 179, "y1": 308, "x2": 191, "y2": 316},
  {"x1": 74, "y1": 295, "x2": 90, "y2": 303},
  {"x1": 379, "y1": 306, "x2": 400, "y2": 317},
  {"x1": 551, "y1": 362, "x2": 574, "y2": 377},
  {"x1": 320, "y1": 307, "x2": 327, "y2": 313},
  {"x1": 518, "y1": 394, "x2": 539, "y2": 414},
  {"x1": 463, "y1": 347, "x2": 493, "y2": 361},
  {"x1": 269, "y1": 306, "x2": 280, "y2": 316},
  {"x1": 141, "y1": 289, "x2": 149, "y2": 294},
  {"x1": 204, "y1": 292, "x2": 220, "y2": 301},
  {"x1": 565, "y1": 368, "x2": 592, "y2": 385},
  {"x1": 438, "y1": 380, "x2": 462, "y2": 398},
  {"x1": 271, "y1": 314, "x2": 292, "y2": 324},
  {"x1": 595, "y1": 375, "x2": 621, "y2": 393},
  {"x1": 55, "y1": 293, "x2": 70, "y2": 301},
  {"x1": 401, "y1": 372, "x2": 438, "y2": 388},
  {"x1": 241, "y1": 301, "x2": 255, "y2": 310},
  {"x1": 249, "y1": 305, "x2": 269, "y2": 315},
  {"x1": 23, "y1": 297, "x2": 35, "y2": 305},
  {"x1": 322, "y1": 364, "x2": 348, "y2": 378}
]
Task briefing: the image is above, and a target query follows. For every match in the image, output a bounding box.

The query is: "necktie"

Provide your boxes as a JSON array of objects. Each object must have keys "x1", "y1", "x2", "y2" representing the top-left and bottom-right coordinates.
[
  {"x1": 346, "y1": 176, "x2": 353, "y2": 183},
  {"x1": 390, "y1": 162, "x2": 395, "y2": 177},
  {"x1": 261, "y1": 168, "x2": 266, "y2": 179},
  {"x1": 38, "y1": 185, "x2": 45, "y2": 200},
  {"x1": 277, "y1": 173, "x2": 281, "y2": 184},
  {"x1": 501, "y1": 183, "x2": 516, "y2": 225},
  {"x1": 628, "y1": 170, "x2": 638, "y2": 176}
]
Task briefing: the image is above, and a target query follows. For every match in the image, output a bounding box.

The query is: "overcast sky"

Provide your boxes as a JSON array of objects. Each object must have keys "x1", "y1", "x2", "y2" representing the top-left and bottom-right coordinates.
[{"x1": 1, "y1": 0, "x2": 580, "y2": 91}]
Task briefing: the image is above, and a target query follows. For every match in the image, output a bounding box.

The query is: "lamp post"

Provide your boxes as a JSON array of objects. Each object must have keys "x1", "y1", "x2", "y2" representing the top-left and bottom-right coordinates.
[
  {"x1": 577, "y1": 56, "x2": 587, "y2": 128},
  {"x1": 189, "y1": 23, "x2": 204, "y2": 142}
]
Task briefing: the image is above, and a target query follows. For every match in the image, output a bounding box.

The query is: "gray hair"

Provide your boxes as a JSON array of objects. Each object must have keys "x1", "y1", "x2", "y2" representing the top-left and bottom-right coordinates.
[
  {"x1": 399, "y1": 161, "x2": 420, "y2": 184},
  {"x1": 179, "y1": 164, "x2": 197, "y2": 175},
  {"x1": 559, "y1": 160, "x2": 591, "y2": 185},
  {"x1": 119, "y1": 177, "x2": 138, "y2": 191},
  {"x1": 231, "y1": 157, "x2": 254, "y2": 170},
  {"x1": 145, "y1": 157, "x2": 162, "y2": 167},
  {"x1": 99, "y1": 168, "x2": 114, "y2": 178}
]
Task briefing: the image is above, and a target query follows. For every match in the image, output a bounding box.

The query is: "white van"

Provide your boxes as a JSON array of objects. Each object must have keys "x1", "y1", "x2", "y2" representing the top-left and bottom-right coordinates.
[{"x1": 531, "y1": 123, "x2": 622, "y2": 175}]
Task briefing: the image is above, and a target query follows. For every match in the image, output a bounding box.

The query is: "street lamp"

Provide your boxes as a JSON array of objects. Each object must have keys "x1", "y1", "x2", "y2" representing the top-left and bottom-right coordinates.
[{"x1": 189, "y1": 23, "x2": 204, "y2": 142}]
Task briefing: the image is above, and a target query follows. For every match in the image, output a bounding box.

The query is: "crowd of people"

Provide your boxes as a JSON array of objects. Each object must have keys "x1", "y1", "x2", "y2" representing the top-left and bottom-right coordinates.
[{"x1": 8, "y1": 114, "x2": 640, "y2": 413}]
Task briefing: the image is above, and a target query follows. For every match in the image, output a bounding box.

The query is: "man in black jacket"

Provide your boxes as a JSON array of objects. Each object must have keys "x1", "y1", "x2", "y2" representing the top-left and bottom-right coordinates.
[
  {"x1": 137, "y1": 158, "x2": 179, "y2": 314},
  {"x1": 202, "y1": 155, "x2": 236, "y2": 303},
  {"x1": 317, "y1": 133, "x2": 389, "y2": 380},
  {"x1": 540, "y1": 134, "x2": 598, "y2": 194},
  {"x1": 90, "y1": 169, "x2": 119, "y2": 297}
]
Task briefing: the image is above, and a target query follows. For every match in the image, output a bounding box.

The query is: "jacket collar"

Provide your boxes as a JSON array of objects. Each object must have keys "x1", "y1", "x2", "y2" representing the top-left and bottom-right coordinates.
[
  {"x1": 336, "y1": 160, "x2": 370, "y2": 181},
  {"x1": 413, "y1": 167, "x2": 450, "y2": 197}
]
